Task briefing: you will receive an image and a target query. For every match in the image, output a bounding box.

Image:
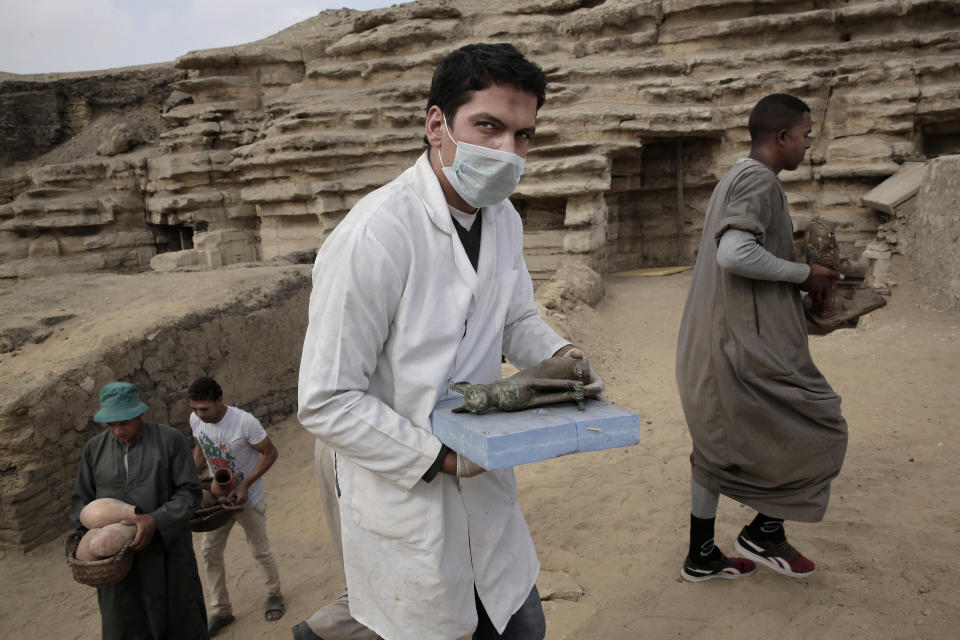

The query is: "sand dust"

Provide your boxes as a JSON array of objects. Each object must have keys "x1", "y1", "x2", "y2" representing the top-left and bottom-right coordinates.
[{"x1": 1, "y1": 270, "x2": 957, "y2": 640}]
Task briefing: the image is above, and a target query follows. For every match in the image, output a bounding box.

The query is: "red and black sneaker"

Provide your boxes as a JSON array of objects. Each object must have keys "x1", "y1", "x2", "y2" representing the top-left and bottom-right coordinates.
[
  {"x1": 680, "y1": 551, "x2": 757, "y2": 582},
  {"x1": 734, "y1": 526, "x2": 816, "y2": 578}
]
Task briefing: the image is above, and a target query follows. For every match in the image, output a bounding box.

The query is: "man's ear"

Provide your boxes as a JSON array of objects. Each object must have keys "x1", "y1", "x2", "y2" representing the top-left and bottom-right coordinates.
[
  {"x1": 425, "y1": 105, "x2": 445, "y2": 150},
  {"x1": 775, "y1": 128, "x2": 789, "y2": 147}
]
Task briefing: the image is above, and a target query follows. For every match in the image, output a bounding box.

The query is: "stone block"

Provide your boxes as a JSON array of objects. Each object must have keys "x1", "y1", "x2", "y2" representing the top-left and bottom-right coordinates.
[
  {"x1": 200, "y1": 249, "x2": 223, "y2": 268},
  {"x1": 861, "y1": 162, "x2": 925, "y2": 215},
  {"x1": 28, "y1": 236, "x2": 61, "y2": 258},
  {"x1": 522, "y1": 229, "x2": 566, "y2": 251},
  {"x1": 563, "y1": 226, "x2": 607, "y2": 254},
  {"x1": 537, "y1": 569, "x2": 583, "y2": 602},
  {"x1": 430, "y1": 398, "x2": 641, "y2": 470},
  {"x1": 564, "y1": 194, "x2": 607, "y2": 228},
  {"x1": 194, "y1": 229, "x2": 259, "y2": 265},
  {"x1": 817, "y1": 162, "x2": 902, "y2": 180},
  {"x1": 150, "y1": 249, "x2": 200, "y2": 271},
  {"x1": 825, "y1": 136, "x2": 894, "y2": 166}
]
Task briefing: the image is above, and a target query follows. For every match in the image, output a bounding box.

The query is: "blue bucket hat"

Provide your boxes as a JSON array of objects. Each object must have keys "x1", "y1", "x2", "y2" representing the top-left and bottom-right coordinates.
[{"x1": 94, "y1": 382, "x2": 149, "y2": 423}]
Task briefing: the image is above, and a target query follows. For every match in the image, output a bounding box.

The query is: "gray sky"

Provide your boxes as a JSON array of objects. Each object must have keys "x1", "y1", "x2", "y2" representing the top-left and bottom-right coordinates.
[{"x1": 0, "y1": 0, "x2": 398, "y2": 75}]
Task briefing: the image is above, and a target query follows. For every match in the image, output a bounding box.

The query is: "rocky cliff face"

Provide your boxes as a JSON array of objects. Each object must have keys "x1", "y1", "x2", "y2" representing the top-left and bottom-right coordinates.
[
  {"x1": 0, "y1": 66, "x2": 187, "y2": 277},
  {"x1": 1, "y1": 0, "x2": 959, "y2": 284}
]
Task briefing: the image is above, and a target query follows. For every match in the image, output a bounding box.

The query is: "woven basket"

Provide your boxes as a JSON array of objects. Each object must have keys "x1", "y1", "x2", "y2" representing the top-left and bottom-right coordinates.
[
  {"x1": 190, "y1": 504, "x2": 238, "y2": 532},
  {"x1": 65, "y1": 531, "x2": 134, "y2": 588}
]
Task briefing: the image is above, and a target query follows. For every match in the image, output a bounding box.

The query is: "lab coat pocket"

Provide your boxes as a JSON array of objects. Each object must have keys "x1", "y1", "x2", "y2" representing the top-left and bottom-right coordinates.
[{"x1": 344, "y1": 463, "x2": 439, "y2": 544}]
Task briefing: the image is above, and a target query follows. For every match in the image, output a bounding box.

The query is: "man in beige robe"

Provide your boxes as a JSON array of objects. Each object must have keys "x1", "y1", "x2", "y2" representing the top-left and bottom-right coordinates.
[{"x1": 676, "y1": 94, "x2": 848, "y2": 582}]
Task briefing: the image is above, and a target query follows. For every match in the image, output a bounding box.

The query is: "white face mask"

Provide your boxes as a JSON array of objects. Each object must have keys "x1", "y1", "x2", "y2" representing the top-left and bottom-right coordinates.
[{"x1": 438, "y1": 116, "x2": 525, "y2": 209}]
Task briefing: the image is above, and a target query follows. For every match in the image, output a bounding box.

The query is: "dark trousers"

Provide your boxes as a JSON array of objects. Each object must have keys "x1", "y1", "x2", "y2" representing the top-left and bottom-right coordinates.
[{"x1": 473, "y1": 585, "x2": 546, "y2": 640}]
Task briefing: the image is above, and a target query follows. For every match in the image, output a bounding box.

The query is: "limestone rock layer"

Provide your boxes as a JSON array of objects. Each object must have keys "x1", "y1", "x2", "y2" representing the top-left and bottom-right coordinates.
[{"x1": 1, "y1": 0, "x2": 959, "y2": 283}]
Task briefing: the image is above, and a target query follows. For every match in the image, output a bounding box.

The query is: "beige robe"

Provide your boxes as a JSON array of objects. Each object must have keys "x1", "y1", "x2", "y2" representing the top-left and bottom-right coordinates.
[{"x1": 675, "y1": 159, "x2": 848, "y2": 522}]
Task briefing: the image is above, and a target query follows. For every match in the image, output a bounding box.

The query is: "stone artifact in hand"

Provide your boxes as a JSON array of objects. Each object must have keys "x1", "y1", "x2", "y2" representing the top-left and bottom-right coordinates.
[{"x1": 450, "y1": 352, "x2": 603, "y2": 414}]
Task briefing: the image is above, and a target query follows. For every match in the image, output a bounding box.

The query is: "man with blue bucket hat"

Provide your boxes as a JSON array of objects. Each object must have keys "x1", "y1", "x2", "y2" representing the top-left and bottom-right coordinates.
[{"x1": 70, "y1": 381, "x2": 210, "y2": 640}]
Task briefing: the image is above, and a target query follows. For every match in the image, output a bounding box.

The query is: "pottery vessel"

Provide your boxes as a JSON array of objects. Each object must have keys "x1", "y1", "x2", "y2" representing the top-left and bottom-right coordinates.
[{"x1": 210, "y1": 468, "x2": 237, "y2": 498}]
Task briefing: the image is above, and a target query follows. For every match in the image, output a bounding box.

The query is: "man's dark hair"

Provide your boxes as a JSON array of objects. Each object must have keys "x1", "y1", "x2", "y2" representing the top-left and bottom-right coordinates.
[
  {"x1": 748, "y1": 94, "x2": 811, "y2": 144},
  {"x1": 423, "y1": 43, "x2": 546, "y2": 147},
  {"x1": 188, "y1": 377, "x2": 222, "y2": 402}
]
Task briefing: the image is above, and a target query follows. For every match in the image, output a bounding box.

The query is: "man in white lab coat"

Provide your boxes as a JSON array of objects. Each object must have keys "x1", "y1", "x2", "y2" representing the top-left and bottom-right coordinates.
[{"x1": 296, "y1": 43, "x2": 601, "y2": 640}]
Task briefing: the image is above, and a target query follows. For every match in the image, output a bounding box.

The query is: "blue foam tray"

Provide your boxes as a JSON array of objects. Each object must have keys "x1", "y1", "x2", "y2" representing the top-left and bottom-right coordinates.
[{"x1": 430, "y1": 398, "x2": 641, "y2": 470}]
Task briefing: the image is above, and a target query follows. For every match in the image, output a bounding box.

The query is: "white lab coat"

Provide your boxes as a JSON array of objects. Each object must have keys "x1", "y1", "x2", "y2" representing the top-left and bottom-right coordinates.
[{"x1": 298, "y1": 152, "x2": 567, "y2": 640}]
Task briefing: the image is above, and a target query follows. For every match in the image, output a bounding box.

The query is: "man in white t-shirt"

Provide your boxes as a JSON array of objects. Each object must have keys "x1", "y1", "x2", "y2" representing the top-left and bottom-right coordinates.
[{"x1": 188, "y1": 376, "x2": 284, "y2": 637}]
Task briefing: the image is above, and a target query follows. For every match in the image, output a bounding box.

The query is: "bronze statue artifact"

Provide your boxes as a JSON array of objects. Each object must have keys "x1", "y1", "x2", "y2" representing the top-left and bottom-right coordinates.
[
  {"x1": 450, "y1": 353, "x2": 602, "y2": 414},
  {"x1": 795, "y1": 217, "x2": 887, "y2": 332},
  {"x1": 798, "y1": 217, "x2": 841, "y2": 269}
]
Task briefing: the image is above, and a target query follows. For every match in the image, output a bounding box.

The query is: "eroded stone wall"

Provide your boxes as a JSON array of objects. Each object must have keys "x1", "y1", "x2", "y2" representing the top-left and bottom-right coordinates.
[
  {"x1": 2, "y1": 0, "x2": 959, "y2": 284},
  {"x1": 912, "y1": 155, "x2": 960, "y2": 306}
]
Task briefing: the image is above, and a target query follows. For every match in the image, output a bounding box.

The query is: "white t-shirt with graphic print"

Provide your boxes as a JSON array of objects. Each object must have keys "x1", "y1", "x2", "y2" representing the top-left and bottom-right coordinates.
[{"x1": 190, "y1": 405, "x2": 268, "y2": 509}]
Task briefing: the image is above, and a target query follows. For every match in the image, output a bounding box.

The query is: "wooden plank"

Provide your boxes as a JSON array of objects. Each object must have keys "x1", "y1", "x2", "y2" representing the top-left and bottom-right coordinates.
[{"x1": 430, "y1": 398, "x2": 641, "y2": 470}]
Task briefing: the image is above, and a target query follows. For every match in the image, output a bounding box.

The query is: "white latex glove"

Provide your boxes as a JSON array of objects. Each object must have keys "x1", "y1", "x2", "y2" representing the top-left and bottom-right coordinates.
[
  {"x1": 563, "y1": 347, "x2": 608, "y2": 402},
  {"x1": 456, "y1": 453, "x2": 486, "y2": 478}
]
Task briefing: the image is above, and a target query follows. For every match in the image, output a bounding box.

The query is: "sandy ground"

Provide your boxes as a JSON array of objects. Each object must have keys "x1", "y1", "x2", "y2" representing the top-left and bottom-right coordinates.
[{"x1": 1, "y1": 269, "x2": 958, "y2": 640}]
